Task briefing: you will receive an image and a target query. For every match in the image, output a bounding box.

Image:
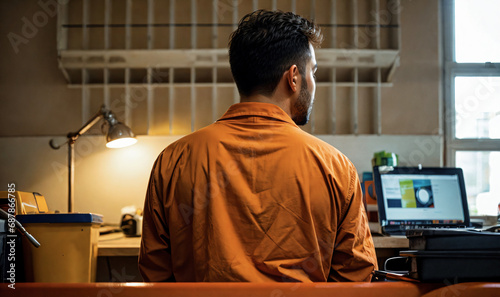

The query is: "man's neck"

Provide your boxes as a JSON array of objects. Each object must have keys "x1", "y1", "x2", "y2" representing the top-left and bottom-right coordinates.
[{"x1": 240, "y1": 94, "x2": 292, "y2": 118}]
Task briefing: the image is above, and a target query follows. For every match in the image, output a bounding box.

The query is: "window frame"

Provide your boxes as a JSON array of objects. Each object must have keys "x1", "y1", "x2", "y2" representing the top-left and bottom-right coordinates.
[{"x1": 442, "y1": 0, "x2": 500, "y2": 168}]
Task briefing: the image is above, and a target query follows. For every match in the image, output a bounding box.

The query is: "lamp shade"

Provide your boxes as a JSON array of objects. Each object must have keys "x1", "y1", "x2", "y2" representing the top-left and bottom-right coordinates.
[{"x1": 106, "y1": 122, "x2": 137, "y2": 148}]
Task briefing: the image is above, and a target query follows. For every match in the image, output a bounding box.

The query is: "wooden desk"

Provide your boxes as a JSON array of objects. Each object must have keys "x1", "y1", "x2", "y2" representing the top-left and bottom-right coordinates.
[
  {"x1": 5, "y1": 282, "x2": 500, "y2": 297},
  {"x1": 98, "y1": 233, "x2": 141, "y2": 256},
  {"x1": 97, "y1": 233, "x2": 409, "y2": 256},
  {"x1": 372, "y1": 235, "x2": 409, "y2": 249}
]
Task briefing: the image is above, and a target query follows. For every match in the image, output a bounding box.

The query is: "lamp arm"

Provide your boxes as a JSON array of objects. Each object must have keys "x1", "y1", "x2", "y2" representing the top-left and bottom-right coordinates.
[
  {"x1": 49, "y1": 105, "x2": 111, "y2": 149},
  {"x1": 49, "y1": 138, "x2": 67, "y2": 150},
  {"x1": 68, "y1": 105, "x2": 109, "y2": 143}
]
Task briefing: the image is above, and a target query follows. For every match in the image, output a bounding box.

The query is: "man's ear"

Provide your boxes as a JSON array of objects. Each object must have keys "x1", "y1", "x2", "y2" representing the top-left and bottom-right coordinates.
[{"x1": 286, "y1": 65, "x2": 299, "y2": 93}]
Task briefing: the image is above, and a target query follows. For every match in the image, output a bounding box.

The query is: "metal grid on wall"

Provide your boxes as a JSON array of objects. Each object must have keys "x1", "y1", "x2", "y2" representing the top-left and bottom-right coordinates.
[{"x1": 57, "y1": 0, "x2": 401, "y2": 135}]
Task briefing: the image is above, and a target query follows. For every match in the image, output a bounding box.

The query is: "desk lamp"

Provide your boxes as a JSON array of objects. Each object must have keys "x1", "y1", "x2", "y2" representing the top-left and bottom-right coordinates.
[{"x1": 49, "y1": 105, "x2": 137, "y2": 212}]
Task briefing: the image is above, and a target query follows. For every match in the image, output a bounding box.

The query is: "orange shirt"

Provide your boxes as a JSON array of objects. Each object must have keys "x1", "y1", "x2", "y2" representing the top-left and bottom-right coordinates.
[{"x1": 139, "y1": 102, "x2": 377, "y2": 282}]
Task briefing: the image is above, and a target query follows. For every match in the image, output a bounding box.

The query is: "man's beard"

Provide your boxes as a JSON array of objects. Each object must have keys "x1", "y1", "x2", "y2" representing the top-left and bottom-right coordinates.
[{"x1": 292, "y1": 77, "x2": 313, "y2": 126}]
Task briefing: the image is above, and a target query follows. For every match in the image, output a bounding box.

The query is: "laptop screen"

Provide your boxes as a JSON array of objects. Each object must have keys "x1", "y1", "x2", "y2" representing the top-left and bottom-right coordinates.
[{"x1": 373, "y1": 166, "x2": 470, "y2": 233}]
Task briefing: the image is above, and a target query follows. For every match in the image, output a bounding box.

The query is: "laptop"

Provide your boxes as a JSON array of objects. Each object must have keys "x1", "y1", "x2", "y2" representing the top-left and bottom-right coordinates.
[{"x1": 372, "y1": 166, "x2": 471, "y2": 236}]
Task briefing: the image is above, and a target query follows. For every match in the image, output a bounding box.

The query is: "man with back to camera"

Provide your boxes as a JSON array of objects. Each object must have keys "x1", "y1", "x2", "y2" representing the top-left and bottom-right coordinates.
[{"x1": 139, "y1": 10, "x2": 378, "y2": 282}]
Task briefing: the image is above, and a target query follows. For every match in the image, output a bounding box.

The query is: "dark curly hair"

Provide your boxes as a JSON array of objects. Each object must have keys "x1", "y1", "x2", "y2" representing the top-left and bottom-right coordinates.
[{"x1": 229, "y1": 10, "x2": 323, "y2": 97}]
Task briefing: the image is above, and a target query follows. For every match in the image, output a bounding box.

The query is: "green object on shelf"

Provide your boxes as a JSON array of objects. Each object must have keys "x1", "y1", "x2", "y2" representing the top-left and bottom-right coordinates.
[{"x1": 372, "y1": 151, "x2": 398, "y2": 167}]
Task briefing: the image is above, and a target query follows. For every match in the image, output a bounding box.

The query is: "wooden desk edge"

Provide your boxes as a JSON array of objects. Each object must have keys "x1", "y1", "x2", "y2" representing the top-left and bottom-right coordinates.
[
  {"x1": 372, "y1": 236, "x2": 409, "y2": 249},
  {"x1": 97, "y1": 234, "x2": 409, "y2": 257}
]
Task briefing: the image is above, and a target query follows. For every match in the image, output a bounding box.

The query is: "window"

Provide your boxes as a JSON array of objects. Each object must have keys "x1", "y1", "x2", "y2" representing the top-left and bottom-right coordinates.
[
  {"x1": 444, "y1": 0, "x2": 500, "y2": 216},
  {"x1": 454, "y1": 0, "x2": 500, "y2": 63}
]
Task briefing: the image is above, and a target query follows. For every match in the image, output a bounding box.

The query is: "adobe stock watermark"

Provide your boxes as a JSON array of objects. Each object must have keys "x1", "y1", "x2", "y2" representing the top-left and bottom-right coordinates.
[
  {"x1": 96, "y1": 267, "x2": 136, "y2": 297},
  {"x1": 396, "y1": 129, "x2": 443, "y2": 167},
  {"x1": 339, "y1": 0, "x2": 406, "y2": 56},
  {"x1": 7, "y1": 0, "x2": 69, "y2": 54},
  {"x1": 175, "y1": 123, "x2": 285, "y2": 225},
  {"x1": 5, "y1": 183, "x2": 17, "y2": 290},
  {"x1": 394, "y1": 77, "x2": 500, "y2": 167},
  {"x1": 50, "y1": 64, "x2": 169, "y2": 182},
  {"x1": 437, "y1": 278, "x2": 468, "y2": 297},
  {"x1": 215, "y1": 0, "x2": 244, "y2": 21},
  {"x1": 452, "y1": 76, "x2": 500, "y2": 133}
]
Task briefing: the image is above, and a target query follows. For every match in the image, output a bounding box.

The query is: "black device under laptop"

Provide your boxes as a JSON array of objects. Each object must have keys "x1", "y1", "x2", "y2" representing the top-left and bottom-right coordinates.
[{"x1": 373, "y1": 166, "x2": 471, "y2": 236}]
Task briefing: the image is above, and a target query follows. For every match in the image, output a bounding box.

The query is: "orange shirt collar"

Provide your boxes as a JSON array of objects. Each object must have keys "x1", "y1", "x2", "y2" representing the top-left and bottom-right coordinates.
[{"x1": 218, "y1": 102, "x2": 299, "y2": 128}]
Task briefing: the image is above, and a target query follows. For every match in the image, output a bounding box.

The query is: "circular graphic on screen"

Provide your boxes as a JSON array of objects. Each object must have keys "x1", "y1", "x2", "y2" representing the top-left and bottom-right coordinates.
[{"x1": 416, "y1": 187, "x2": 433, "y2": 207}]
